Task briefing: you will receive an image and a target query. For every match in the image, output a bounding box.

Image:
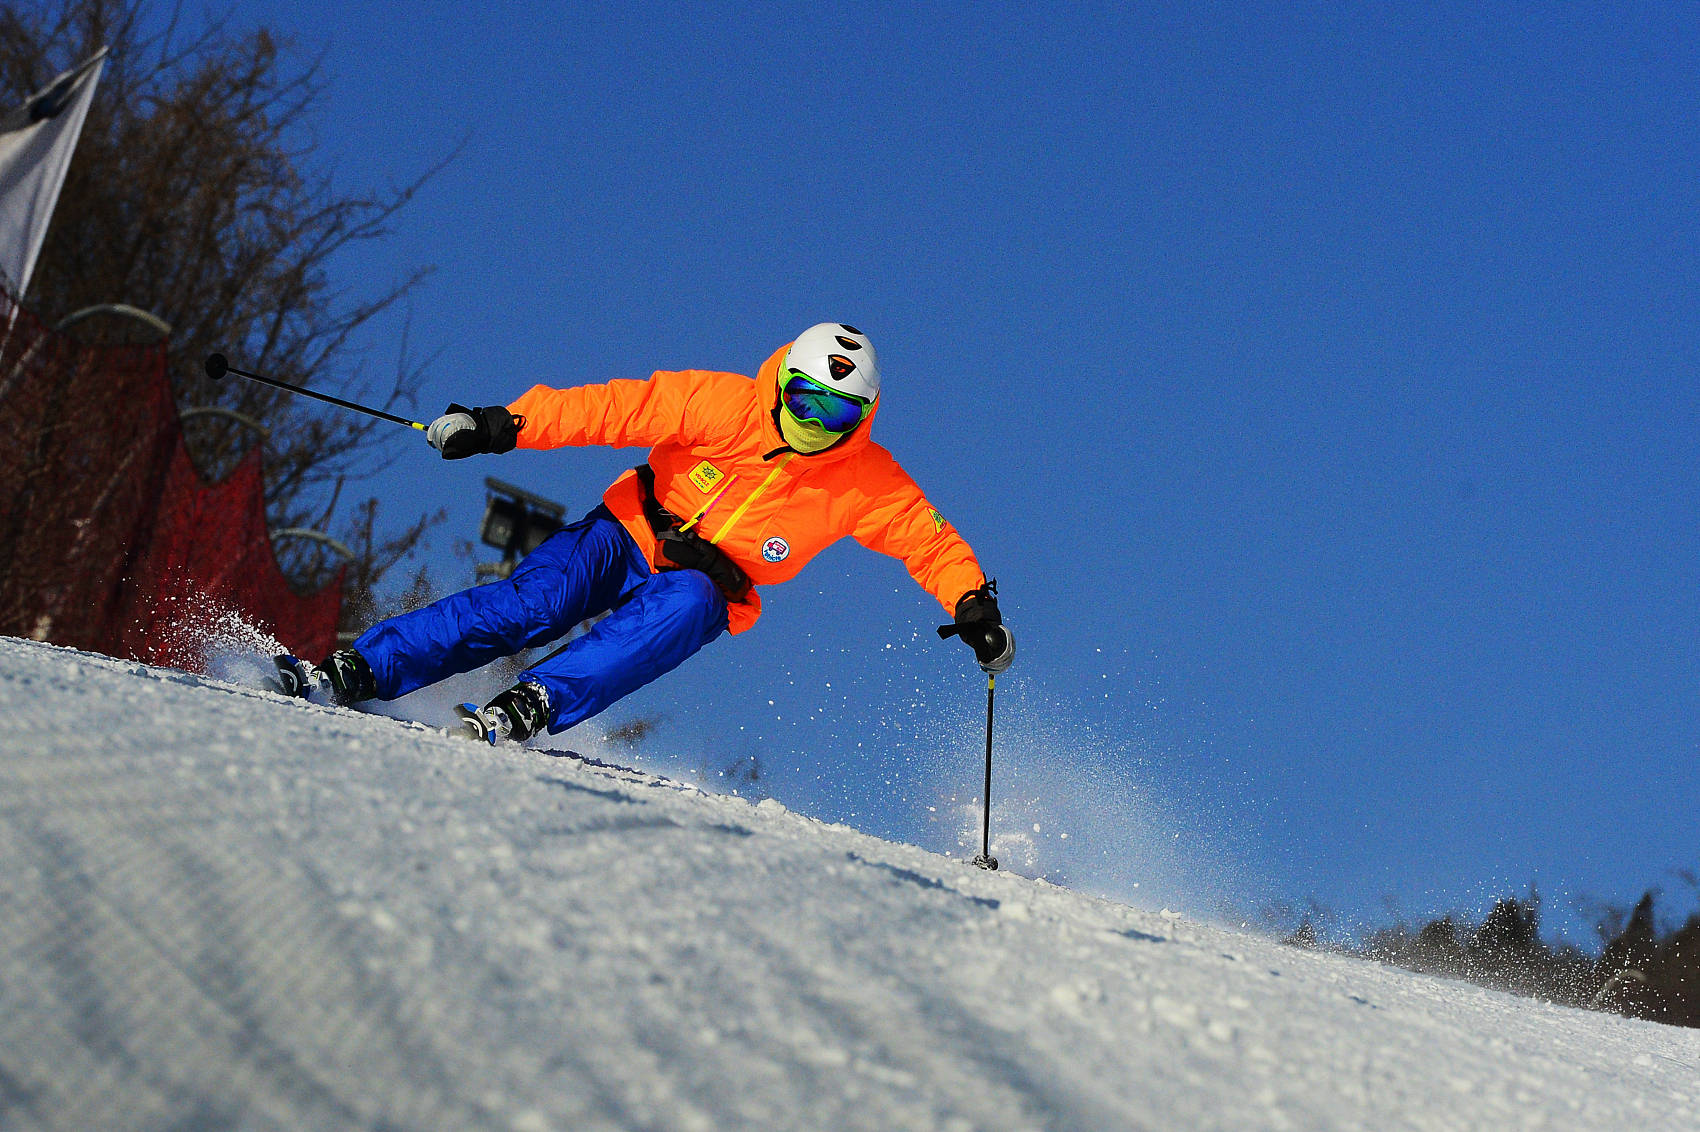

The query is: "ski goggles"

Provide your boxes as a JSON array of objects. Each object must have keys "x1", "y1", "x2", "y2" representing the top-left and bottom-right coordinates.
[{"x1": 780, "y1": 369, "x2": 871, "y2": 433}]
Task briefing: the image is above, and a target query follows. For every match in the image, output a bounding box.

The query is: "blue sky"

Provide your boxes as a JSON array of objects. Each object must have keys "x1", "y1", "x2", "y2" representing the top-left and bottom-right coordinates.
[{"x1": 193, "y1": 2, "x2": 1696, "y2": 934}]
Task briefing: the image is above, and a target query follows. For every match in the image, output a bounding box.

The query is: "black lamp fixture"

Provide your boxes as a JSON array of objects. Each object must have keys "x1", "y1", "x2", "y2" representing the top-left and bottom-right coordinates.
[{"x1": 477, "y1": 477, "x2": 566, "y2": 580}]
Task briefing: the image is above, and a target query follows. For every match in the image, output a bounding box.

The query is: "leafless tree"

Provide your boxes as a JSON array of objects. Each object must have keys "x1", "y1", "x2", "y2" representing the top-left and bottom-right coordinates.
[{"x1": 0, "y1": 0, "x2": 455, "y2": 628}]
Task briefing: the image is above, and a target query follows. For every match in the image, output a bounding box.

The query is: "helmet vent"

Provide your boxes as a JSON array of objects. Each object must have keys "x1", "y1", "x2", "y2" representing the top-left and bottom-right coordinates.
[
  {"x1": 839, "y1": 324, "x2": 862, "y2": 335},
  {"x1": 828, "y1": 355, "x2": 856, "y2": 381},
  {"x1": 835, "y1": 335, "x2": 863, "y2": 350}
]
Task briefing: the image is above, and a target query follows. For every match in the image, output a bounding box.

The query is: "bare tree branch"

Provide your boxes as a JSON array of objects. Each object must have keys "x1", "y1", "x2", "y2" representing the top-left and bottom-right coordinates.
[{"x1": 0, "y1": 0, "x2": 456, "y2": 629}]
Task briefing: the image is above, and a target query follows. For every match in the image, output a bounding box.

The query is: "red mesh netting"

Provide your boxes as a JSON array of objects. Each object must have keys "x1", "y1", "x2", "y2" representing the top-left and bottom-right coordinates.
[{"x1": 0, "y1": 296, "x2": 341, "y2": 668}]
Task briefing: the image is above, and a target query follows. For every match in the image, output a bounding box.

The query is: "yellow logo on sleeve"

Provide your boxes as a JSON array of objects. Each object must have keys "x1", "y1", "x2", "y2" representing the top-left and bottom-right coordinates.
[
  {"x1": 689, "y1": 461, "x2": 726, "y2": 494},
  {"x1": 929, "y1": 508, "x2": 948, "y2": 532}
]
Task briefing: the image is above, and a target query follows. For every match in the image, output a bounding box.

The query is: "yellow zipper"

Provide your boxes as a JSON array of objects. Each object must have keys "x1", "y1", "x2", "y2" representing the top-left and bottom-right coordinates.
[
  {"x1": 678, "y1": 474, "x2": 739, "y2": 534},
  {"x1": 709, "y1": 453, "x2": 795, "y2": 546}
]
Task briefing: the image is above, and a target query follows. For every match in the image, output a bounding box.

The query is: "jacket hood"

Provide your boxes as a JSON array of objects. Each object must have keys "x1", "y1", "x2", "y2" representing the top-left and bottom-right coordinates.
[{"x1": 756, "y1": 342, "x2": 881, "y2": 461}]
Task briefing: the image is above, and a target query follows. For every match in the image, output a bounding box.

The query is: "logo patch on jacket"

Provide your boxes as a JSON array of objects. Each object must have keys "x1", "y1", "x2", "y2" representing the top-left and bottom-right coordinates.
[
  {"x1": 689, "y1": 461, "x2": 725, "y2": 493},
  {"x1": 929, "y1": 508, "x2": 948, "y2": 532},
  {"x1": 762, "y1": 536, "x2": 790, "y2": 563}
]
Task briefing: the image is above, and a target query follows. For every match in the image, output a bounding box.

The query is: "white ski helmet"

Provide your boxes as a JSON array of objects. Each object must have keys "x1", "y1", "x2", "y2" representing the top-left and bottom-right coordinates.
[{"x1": 783, "y1": 323, "x2": 880, "y2": 404}]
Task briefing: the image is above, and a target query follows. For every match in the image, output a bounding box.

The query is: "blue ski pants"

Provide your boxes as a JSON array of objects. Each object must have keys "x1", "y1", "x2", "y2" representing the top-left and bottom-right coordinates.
[{"x1": 351, "y1": 505, "x2": 729, "y2": 733}]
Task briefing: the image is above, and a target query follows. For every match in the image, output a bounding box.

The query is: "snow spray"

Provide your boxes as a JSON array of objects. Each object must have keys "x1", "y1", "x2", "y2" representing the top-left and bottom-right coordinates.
[
  {"x1": 144, "y1": 590, "x2": 289, "y2": 685},
  {"x1": 911, "y1": 675, "x2": 1266, "y2": 919}
]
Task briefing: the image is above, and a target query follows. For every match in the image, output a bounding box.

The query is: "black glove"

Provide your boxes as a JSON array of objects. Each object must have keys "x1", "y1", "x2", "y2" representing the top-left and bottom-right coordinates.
[
  {"x1": 937, "y1": 582, "x2": 1016, "y2": 674},
  {"x1": 426, "y1": 403, "x2": 522, "y2": 459}
]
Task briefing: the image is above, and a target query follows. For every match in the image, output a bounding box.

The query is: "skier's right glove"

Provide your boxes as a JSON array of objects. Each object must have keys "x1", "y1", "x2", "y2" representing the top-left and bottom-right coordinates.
[
  {"x1": 426, "y1": 403, "x2": 523, "y2": 459},
  {"x1": 937, "y1": 582, "x2": 1015, "y2": 674}
]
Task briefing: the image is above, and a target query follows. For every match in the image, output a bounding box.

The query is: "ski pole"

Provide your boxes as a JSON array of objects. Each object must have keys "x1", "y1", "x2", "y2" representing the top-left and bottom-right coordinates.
[
  {"x1": 972, "y1": 674, "x2": 999, "y2": 871},
  {"x1": 203, "y1": 353, "x2": 426, "y2": 431}
]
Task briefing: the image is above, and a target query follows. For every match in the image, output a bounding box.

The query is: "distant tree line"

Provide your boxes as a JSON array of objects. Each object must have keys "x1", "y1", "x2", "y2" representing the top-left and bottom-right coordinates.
[{"x1": 1283, "y1": 883, "x2": 1700, "y2": 1029}]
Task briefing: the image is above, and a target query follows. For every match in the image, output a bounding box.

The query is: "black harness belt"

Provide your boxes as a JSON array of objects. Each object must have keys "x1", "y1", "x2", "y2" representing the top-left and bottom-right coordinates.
[{"x1": 632, "y1": 464, "x2": 752, "y2": 603}]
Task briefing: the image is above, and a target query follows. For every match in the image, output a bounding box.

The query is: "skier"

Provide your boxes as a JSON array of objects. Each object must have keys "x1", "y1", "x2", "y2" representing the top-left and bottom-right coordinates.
[{"x1": 276, "y1": 324, "x2": 1015, "y2": 743}]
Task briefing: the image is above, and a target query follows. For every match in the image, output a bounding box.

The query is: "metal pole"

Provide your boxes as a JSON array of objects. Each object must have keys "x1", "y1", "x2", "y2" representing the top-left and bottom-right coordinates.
[
  {"x1": 54, "y1": 303, "x2": 172, "y2": 337},
  {"x1": 203, "y1": 353, "x2": 425, "y2": 431},
  {"x1": 178, "y1": 406, "x2": 271, "y2": 439},
  {"x1": 2, "y1": 304, "x2": 170, "y2": 405},
  {"x1": 972, "y1": 674, "x2": 999, "y2": 871},
  {"x1": 269, "y1": 528, "x2": 357, "y2": 561}
]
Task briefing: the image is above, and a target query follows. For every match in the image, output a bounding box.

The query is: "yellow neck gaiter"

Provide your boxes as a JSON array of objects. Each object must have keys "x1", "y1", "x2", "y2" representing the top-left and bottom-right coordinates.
[{"x1": 779, "y1": 409, "x2": 844, "y2": 454}]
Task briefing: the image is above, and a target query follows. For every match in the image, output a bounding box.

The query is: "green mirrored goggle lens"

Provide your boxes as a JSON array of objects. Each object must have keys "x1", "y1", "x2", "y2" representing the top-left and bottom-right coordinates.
[{"x1": 781, "y1": 369, "x2": 868, "y2": 433}]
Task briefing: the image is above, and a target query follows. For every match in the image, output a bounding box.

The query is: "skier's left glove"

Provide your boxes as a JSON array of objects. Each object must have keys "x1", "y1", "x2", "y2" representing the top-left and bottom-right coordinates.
[
  {"x1": 426, "y1": 403, "x2": 523, "y2": 459},
  {"x1": 938, "y1": 582, "x2": 1015, "y2": 674}
]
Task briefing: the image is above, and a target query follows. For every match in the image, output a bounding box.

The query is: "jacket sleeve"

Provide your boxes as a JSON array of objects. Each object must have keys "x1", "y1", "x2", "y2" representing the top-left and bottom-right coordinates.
[
  {"x1": 507, "y1": 369, "x2": 740, "y2": 451},
  {"x1": 849, "y1": 458, "x2": 987, "y2": 616}
]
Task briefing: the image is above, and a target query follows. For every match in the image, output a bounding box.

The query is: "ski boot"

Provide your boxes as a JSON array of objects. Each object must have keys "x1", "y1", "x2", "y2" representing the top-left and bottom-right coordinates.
[
  {"x1": 270, "y1": 648, "x2": 376, "y2": 706},
  {"x1": 317, "y1": 648, "x2": 377, "y2": 706},
  {"x1": 271, "y1": 654, "x2": 320, "y2": 698},
  {"x1": 455, "y1": 682, "x2": 550, "y2": 745}
]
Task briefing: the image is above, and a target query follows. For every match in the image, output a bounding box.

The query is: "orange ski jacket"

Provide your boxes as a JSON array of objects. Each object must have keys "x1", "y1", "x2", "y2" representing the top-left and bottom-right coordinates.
[{"x1": 508, "y1": 343, "x2": 987, "y2": 635}]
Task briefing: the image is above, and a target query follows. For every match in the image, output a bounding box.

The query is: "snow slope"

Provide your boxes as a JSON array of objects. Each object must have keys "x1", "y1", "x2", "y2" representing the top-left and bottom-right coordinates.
[{"x1": 1, "y1": 635, "x2": 1696, "y2": 1131}]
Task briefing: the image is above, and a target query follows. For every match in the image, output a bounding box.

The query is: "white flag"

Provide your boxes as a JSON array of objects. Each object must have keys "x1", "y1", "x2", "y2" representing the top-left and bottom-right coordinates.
[{"x1": 0, "y1": 47, "x2": 107, "y2": 301}]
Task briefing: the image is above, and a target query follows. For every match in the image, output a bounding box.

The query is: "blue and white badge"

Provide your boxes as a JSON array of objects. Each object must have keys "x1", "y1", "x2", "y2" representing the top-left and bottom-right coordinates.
[{"x1": 761, "y1": 536, "x2": 790, "y2": 563}]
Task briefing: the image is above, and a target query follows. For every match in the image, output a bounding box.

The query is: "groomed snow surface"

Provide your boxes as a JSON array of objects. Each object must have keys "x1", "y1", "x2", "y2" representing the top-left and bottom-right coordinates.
[{"x1": 2, "y1": 636, "x2": 1696, "y2": 1131}]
